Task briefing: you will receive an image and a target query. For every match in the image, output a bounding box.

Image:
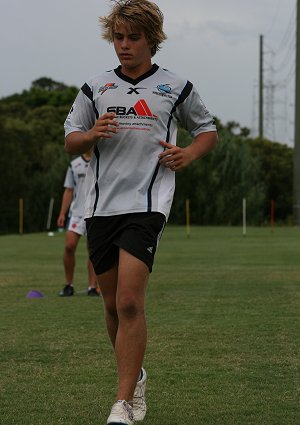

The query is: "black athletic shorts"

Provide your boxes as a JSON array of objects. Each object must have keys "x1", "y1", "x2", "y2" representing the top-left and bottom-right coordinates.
[{"x1": 85, "y1": 212, "x2": 166, "y2": 275}]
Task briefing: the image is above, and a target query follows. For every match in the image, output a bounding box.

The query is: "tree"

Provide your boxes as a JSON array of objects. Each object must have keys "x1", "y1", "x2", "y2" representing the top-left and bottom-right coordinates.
[
  {"x1": 247, "y1": 138, "x2": 293, "y2": 222},
  {"x1": 31, "y1": 77, "x2": 68, "y2": 91},
  {"x1": 0, "y1": 78, "x2": 74, "y2": 233},
  {"x1": 0, "y1": 79, "x2": 294, "y2": 233},
  {"x1": 170, "y1": 126, "x2": 266, "y2": 225}
]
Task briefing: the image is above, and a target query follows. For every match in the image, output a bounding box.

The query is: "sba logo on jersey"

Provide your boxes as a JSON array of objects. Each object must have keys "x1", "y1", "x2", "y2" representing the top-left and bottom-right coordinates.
[{"x1": 107, "y1": 99, "x2": 157, "y2": 118}]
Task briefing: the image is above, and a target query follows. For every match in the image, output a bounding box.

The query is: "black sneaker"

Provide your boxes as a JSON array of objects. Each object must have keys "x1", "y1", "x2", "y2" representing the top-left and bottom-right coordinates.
[
  {"x1": 59, "y1": 284, "x2": 74, "y2": 297},
  {"x1": 87, "y1": 287, "x2": 100, "y2": 297}
]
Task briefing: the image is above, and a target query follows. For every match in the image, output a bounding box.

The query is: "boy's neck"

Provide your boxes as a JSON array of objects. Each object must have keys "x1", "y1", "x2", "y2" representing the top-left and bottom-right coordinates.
[{"x1": 120, "y1": 62, "x2": 153, "y2": 80}]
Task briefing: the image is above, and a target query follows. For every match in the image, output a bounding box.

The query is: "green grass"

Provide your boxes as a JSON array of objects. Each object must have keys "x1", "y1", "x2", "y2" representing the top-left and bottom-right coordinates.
[{"x1": 0, "y1": 226, "x2": 300, "y2": 425}]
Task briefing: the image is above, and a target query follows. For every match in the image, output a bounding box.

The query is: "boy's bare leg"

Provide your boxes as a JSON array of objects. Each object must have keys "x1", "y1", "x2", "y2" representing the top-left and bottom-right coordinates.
[
  {"x1": 97, "y1": 264, "x2": 119, "y2": 345},
  {"x1": 98, "y1": 249, "x2": 149, "y2": 403},
  {"x1": 87, "y1": 259, "x2": 98, "y2": 289},
  {"x1": 115, "y1": 249, "x2": 148, "y2": 402},
  {"x1": 64, "y1": 231, "x2": 80, "y2": 283}
]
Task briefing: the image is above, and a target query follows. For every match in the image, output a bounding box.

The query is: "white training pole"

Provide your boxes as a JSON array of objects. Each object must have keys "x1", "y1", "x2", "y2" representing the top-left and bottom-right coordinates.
[
  {"x1": 46, "y1": 197, "x2": 55, "y2": 230},
  {"x1": 242, "y1": 198, "x2": 246, "y2": 237}
]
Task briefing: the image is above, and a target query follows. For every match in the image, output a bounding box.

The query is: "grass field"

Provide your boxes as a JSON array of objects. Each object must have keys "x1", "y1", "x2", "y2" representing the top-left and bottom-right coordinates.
[{"x1": 0, "y1": 226, "x2": 300, "y2": 425}]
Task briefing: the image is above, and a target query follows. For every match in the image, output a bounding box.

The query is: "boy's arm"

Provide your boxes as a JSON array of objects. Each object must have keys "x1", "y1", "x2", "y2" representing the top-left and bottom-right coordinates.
[
  {"x1": 57, "y1": 188, "x2": 74, "y2": 228},
  {"x1": 158, "y1": 131, "x2": 218, "y2": 171},
  {"x1": 65, "y1": 112, "x2": 119, "y2": 155}
]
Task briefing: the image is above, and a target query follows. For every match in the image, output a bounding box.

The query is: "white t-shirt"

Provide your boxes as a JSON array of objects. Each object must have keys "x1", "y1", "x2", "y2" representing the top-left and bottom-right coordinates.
[
  {"x1": 64, "y1": 64, "x2": 216, "y2": 220},
  {"x1": 63, "y1": 155, "x2": 90, "y2": 217}
]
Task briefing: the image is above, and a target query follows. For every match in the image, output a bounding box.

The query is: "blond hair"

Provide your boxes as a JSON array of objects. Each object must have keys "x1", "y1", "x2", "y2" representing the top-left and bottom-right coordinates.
[{"x1": 99, "y1": 0, "x2": 167, "y2": 56}]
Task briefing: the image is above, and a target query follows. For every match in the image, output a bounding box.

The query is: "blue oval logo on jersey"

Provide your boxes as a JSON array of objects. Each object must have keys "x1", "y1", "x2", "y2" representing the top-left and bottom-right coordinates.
[{"x1": 156, "y1": 84, "x2": 171, "y2": 94}]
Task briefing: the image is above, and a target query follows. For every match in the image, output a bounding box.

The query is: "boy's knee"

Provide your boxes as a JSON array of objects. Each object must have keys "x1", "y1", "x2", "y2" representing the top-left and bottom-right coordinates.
[
  {"x1": 65, "y1": 243, "x2": 76, "y2": 255},
  {"x1": 118, "y1": 295, "x2": 144, "y2": 320}
]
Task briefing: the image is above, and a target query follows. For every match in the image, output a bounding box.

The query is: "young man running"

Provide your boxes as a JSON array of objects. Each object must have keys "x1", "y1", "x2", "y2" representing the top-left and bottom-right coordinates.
[{"x1": 64, "y1": 1, "x2": 218, "y2": 423}]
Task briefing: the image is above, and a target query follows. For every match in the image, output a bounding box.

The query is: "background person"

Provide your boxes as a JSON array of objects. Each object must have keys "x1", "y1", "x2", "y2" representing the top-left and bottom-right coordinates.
[{"x1": 57, "y1": 149, "x2": 99, "y2": 297}]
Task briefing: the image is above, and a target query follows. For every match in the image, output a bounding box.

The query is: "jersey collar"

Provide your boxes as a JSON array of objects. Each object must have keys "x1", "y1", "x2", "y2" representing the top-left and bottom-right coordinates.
[{"x1": 114, "y1": 64, "x2": 159, "y2": 85}]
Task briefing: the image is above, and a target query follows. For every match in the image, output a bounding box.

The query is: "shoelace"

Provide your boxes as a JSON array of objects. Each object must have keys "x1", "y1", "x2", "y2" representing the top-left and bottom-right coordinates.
[
  {"x1": 123, "y1": 401, "x2": 134, "y2": 421},
  {"x1": 113, "y1": 400, "x2": 134, "y2": 421},
  {"x1": 133, "y1": 382, "x2": 145, "y2": 403}
]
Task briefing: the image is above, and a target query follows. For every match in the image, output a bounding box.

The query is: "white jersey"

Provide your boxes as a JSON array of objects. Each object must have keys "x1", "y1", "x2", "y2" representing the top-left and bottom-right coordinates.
[
  {"x1": 64, "y1": 64, "x2": 216, "y2": 220},
  {"x1": 63, "y1": 155, "x2": 90, "y2": 217}
]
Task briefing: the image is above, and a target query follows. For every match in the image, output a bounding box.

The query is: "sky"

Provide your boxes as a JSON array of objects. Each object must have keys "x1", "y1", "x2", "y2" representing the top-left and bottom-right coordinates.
[{"x1": 0, "y1": 0, "x2": 296, "y2": 145}]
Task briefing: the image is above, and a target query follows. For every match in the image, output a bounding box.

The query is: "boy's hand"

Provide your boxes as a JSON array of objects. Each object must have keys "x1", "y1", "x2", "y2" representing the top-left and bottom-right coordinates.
[
  {"x1": 158, "y1": 141, "x2": 192, "y2": 171},
  {"x1": 87, "y1": 112, "x2": 119, "y2": 141}
]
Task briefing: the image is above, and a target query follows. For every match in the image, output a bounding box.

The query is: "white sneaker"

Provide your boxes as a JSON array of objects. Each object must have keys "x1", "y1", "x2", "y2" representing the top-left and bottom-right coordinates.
[
  {"x1": 107, "y1": 400, "x2": 134, "y2": 425},
  {"x1": 133, "y1": 368, "x2": 147, "y2": 421}
]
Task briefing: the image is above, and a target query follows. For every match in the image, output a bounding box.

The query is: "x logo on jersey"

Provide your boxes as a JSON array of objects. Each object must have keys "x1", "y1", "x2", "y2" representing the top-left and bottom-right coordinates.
[{"x1": 127, "y1": 87, "x2": 147, "y2": 94}]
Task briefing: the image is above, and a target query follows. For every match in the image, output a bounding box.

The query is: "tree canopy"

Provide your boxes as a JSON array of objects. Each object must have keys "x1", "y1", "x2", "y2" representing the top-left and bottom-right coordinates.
[{"x1": 0, "y1": 77, "x2": 293, "y2": 234}]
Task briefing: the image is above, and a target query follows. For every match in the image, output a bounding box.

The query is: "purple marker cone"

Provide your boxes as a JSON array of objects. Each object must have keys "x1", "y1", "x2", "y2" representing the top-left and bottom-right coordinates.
[{"x1": 27, "y1": 290, "x2": 44, "y2": 298}]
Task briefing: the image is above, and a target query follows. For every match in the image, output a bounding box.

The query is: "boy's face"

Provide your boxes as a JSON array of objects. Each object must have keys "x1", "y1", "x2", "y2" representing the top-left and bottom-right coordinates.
[{"x1": 113, "y1": 22, "x2": 153, "y2": 77}]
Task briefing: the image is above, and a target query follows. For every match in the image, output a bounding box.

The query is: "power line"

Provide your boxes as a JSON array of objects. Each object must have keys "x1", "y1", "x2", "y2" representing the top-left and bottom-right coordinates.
[
  {"x1": 258, "y1": 1, "x2": 296, "y2": 145},
  {"x1": 264, "y1": 0, "x2": 284, "y2": 37},
  {"x1": 272, "y1": 3, "x2": 297, "y2": 55}
]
